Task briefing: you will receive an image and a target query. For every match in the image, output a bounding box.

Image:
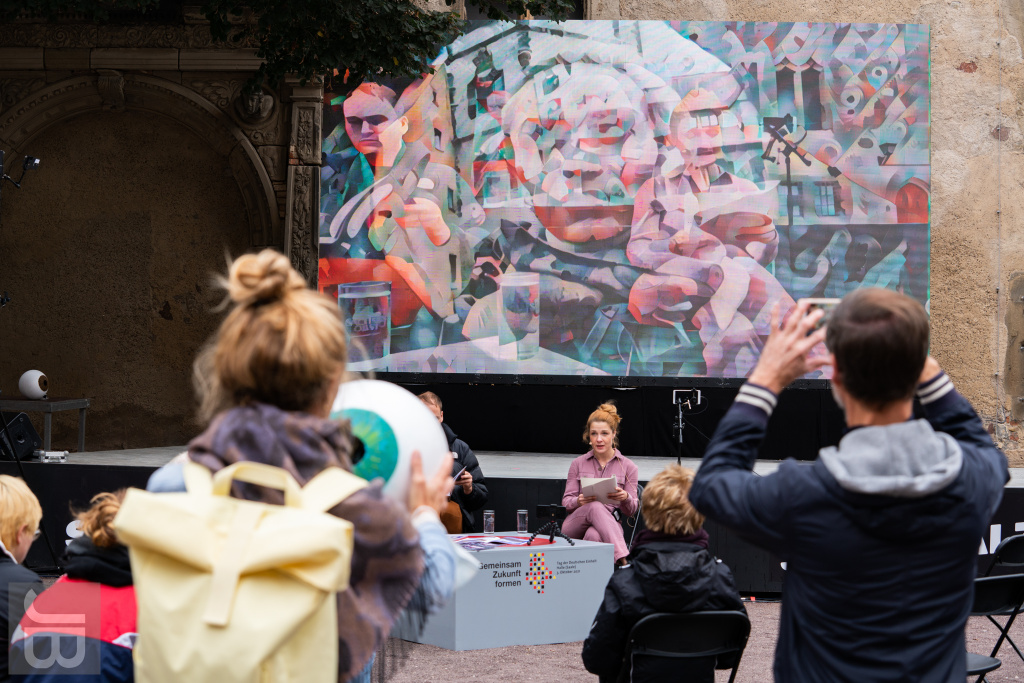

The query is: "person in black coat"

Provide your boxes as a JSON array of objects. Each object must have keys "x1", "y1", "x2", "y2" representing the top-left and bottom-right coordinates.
[
  {"x1": 0, "y1": 476, "x2": 43, "y2": 683},
  {"x1": 419, "y1": 392, "x2": 488, "y2": 532},
  {"x1": 582, "y1": 465, "x2": 744, "y2": 683}
]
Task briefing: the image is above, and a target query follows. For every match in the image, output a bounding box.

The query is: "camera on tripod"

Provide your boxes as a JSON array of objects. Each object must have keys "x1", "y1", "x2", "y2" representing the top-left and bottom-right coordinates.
[
  {"x1": 529, "y1": 504, "x2": 573, "y2": 546},
  {"x1": 536, "y1": 504, "x2": 567, "y2": 521}
]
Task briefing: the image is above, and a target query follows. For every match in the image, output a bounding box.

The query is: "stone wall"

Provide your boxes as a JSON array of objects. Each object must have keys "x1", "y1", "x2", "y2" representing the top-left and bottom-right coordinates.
[
  {"x1": 3, "y1": 3, "x2": 1022, "y2": 462},
  {"x1": 0, "y1": 13, "x2": 322, "y2": 450}
]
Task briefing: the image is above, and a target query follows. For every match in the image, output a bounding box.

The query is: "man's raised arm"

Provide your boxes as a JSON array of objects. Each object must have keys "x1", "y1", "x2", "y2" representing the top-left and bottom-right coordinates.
[{"x1": 689, "y1": 301, "x2": 828, "y2": 554}]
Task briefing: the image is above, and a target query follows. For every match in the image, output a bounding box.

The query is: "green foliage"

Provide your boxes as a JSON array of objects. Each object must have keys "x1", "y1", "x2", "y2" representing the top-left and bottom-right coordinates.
[{"x1": 2, "y1": 0, "x2": 576, "y2": 91}]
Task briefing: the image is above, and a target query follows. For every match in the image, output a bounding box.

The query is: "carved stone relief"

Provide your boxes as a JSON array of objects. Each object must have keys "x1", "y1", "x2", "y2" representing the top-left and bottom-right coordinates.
[
  {"x1": 0, "y1": 73, "x2": 280, "y2": 249},
  {"x1": 188, "y1": 78, "x2": 244, "y2": 111},
  {"x1": 290, "y1": 104, "x2": 321, "y2": 165},
  {"x1": 257, "y1": 145, "x2": 287, "y2": 182},
  {"x1": 284, "y1": 164, "x2": 318, "y2": 286},
  {"x1": 97, "y1": 69, "x2": 125, "y2": 111},
  {"x1": 0, "y1": 23, "x2": 258, "y2": 50},
  {"x1": 0, "y1": 78, "x2": 46, "y2": 114}
]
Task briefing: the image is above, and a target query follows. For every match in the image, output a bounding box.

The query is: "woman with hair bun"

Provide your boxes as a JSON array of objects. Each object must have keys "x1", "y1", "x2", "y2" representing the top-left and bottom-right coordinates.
[
  {"x1": 146, "y1": 249, "x2": 453, "y2": 682},
  {"x1": 10, "y1": 491, "x2": 137, "y2": 682},
  {"x1": 561, "y1": 402, "x2": 639, "y2": 565}
]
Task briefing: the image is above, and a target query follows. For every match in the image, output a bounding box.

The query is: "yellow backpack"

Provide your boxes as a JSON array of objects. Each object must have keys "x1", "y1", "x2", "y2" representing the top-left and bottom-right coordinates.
[{"x1": 113, "y1": 461, "x2": 367, "y2": 683}]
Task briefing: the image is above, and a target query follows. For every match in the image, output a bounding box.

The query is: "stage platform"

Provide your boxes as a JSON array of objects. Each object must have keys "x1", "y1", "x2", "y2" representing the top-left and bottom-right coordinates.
[
  {"x1": 12, "y1": 448, "x2": 1024, "y2": 593},
  {"x1": 60, "y1": 446, "x2": 1024, "y2": 487}
]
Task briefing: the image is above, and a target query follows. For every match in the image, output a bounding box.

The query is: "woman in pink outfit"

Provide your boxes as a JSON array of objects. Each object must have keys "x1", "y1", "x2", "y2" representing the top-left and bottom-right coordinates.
[{"x1": 561, "y1": 402, "x2": 639, "y2": 565}]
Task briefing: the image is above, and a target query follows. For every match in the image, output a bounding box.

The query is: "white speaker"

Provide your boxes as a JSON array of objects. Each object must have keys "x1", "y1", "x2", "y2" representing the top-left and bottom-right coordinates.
[{"x1": 18, "y1": 370, "x2": 47, "y2": 400}]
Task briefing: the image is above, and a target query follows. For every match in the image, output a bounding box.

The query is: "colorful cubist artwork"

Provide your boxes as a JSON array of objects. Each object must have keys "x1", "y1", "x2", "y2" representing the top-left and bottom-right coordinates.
[{"x1": 319, "y1": 21, "x2": 930, "y2": 380}]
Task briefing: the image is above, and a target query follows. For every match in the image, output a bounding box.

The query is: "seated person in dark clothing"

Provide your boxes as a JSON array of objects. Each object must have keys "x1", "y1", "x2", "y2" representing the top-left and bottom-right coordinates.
[
  {"x1": 419, "y1": 392, "x2": 488, "y2": 533},
  {"x1": 0, "y1": 476, "x2": 43, "y2": 683},
  {"x1": 582, "y1": 465, "x2": 745, "y2": 683}
]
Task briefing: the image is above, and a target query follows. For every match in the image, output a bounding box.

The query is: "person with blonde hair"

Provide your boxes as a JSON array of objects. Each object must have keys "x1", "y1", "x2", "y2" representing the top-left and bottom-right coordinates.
[
  {"x1": 561, "y1": 403, "x2": 639, "y2": 565},
  {"x1": 0, "y1": 475, "x2": 42, "y2": 682},
  {"x1": 146, "y1": 249, "x2": 453, "y2": 682},
  {"x1": 582, "y1": 465, "x2": 744, "y2": 683},
  {"x1": 10, "y1": 491, "x2": 136, "y2": 682}
]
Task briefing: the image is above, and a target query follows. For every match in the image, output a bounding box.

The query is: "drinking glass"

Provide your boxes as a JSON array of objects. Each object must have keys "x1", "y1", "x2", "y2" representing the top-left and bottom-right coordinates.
[
  {"x1": 483, "y1": 510, "x2": 495, "y2": 534},
  {"x1": 337, "y1": 281, "x2": 391, "y2": 366},
  {"x1": 498, "y1": 272, "x2": 539, "y2": 360},
  {"x1": 516, "y1": 509, "x2": 528, "y2": 533}
]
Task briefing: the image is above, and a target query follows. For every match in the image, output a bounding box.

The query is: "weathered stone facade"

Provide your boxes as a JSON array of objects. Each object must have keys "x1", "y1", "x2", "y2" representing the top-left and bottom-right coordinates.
[
  {"x1": 0, "y1": 10, "x2": 321, "y2": 448},
  {"x1": 2, "y1": 1, "x2": 1021, "y2": 461}
]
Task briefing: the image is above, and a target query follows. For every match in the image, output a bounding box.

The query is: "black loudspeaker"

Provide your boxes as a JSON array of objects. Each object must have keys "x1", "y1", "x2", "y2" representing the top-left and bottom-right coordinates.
[{"x1": 0, "y1": 412, "x2": 42, "y2": 461}]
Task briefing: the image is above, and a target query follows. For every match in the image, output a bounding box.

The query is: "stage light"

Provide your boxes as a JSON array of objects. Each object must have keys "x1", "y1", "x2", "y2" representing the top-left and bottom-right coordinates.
[{"x1": 22, "y1": 156, "x2": 39, "y2": 171}]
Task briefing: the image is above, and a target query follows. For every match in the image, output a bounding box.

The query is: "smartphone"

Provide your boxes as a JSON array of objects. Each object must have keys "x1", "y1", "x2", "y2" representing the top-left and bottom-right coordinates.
[
  {"x1": 799, "y1": 297, "x2": 841, "y2": 330},
  {"x1": 453, "y1": 465, "x2": 468, "y2": 480}
]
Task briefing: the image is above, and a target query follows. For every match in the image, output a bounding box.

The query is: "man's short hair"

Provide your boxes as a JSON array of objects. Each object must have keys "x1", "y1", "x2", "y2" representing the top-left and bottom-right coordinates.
[
  {"x1": 418, "y1": 391, "x2": 442, "y2": 411},
  {"x1": 0, "y1": 475, "x2": 41, "y2": 552},
  {"x1": 825, "y1": 287, "x2": 929, "y2": 408},
  {"x1": 642, "y1": 465, "x2": 704, "y2": 535}
]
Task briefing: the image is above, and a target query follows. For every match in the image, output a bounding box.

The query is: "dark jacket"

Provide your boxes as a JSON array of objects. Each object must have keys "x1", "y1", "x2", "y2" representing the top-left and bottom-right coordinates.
[
  {"x1": 443, "y1": 422, "x2": 488, "y2": 532},
  {"x1": 10, "y1": 537, "x2": 135, "y2": 682},
  {"x1": 0, "y1": 552, "x2": 42, "y2": 682},
  {"x1": 582, "y1": 534, "x2": 745, "y2": 683},
  {"x1": 689, "y1": 374, "x2": 1010, "y2": 683}
]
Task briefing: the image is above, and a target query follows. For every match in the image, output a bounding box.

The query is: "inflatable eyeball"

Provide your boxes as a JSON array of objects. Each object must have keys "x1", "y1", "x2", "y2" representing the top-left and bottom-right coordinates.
[
  {"x1": 18, "y1": 370, "x2": 47, "y2": 399},
  {"x1": 330, "y1": 380, "x2": 448, "y2": 503}
]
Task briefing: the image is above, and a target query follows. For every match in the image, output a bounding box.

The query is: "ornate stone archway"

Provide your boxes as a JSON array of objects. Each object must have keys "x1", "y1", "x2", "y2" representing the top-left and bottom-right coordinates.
[{"x1": 0, "y1": 71, "x2": 280, "y2": 248}]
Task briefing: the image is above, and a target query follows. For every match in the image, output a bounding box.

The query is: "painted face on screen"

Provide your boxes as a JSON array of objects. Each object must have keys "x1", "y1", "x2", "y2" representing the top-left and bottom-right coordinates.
[
  {"x1": 505, "y1": 67, "x2": 656, "y2": 243},
  {"x1": 668, "y1": 89, "x2": 733, "y2": 183},
  {"x1": 343, "y1": 85, "x2": 409, "y2": 162},
  {"x1": 589, "y1": 421, "x2": 615, "y2": 456}
]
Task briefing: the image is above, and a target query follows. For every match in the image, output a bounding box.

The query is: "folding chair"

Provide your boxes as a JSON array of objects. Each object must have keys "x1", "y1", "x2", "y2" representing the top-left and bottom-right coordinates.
[
  {"x1": 984, "y1": 534, "x2": 1024, "y2": 576},
  {"x1": 968, "y1": 574, "x2": 1024, "y2": 683},
  {"x1": 626, "y1": 483, "x2": 645, "y2": 548},
  {"x1": 619, "y1": 610, "x2": 750, "y2": 683},
  {"x1": 982, "y1": 536, "x2": 1024, "y2": 664}
]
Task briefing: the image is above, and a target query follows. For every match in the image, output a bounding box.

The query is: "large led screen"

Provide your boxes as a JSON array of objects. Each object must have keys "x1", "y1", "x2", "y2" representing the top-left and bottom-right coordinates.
[{"x1": 319, "y1": 21, "x2": 930, "y2": 381}]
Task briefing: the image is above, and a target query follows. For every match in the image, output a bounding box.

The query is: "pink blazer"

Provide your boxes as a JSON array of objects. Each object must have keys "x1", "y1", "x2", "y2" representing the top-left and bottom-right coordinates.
[{"x1": 562, "y1": 449, "x2": 639, "y2": 517}]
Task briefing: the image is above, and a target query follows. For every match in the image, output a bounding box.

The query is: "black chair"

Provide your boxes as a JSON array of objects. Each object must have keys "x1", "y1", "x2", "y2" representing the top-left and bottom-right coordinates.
[
  {"x1": 626, "y1": 482, "x2": 645, "y2": 548},
  {"x1": 982, "y1": 536, "x2": 1024, "y2": 664},
  {"x1": 618, "y1": 610, "x2": 750, "y2": 683},
  {"x1": 985, "y1": 534, "x2": 1024, "y2": 576},
  {"x1": 968, "y1": 574, "x2": 1024, "y2": 682}
]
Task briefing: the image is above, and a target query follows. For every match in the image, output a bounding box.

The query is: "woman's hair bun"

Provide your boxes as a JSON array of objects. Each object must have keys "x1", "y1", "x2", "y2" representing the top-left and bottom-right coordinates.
[
  {"x1": 226, "y1": 250, "x2": 306, "y2": 306},
  {"x1": 598, "y1": 402, "x2": 618, "y2": 416}
]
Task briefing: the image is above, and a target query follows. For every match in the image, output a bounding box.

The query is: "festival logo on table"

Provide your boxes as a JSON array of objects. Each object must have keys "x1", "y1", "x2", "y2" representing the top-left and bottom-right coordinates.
[{"x1": 526, "y1": 552, "x2": 555, "y2": 594}]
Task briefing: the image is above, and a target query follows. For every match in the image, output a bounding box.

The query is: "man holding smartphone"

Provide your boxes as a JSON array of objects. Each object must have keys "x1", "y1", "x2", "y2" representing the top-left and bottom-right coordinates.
[
  {"x1": 419, "y1": 392, "x2": 489, "y2": 533},
  {"x1": 690, "y1": 288, "x2": 1009, "y2": 682}
]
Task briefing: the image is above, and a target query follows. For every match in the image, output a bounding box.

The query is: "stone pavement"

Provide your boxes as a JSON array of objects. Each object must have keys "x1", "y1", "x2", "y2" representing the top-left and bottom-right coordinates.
[{"x1": 390, "y1": 601, "x2": 1024, "y2": 682}]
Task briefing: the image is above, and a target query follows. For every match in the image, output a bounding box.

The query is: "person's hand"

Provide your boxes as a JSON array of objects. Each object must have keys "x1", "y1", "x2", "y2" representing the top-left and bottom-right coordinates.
[
  {"x1": 607, "y1": 487, "x2": 629, "y2": 502},
  {"x1": 456, "y1": 470, "x2": 473, "y2": 494},
  {"x1": 747, "y1": 300, "x2": 829, "y2": 394},
  {"x1": 396, "y1": 197, "x2": 451, "y2": 246},
  {"x1": 919, "y1": 355, "x2": 942, "y2": 385},
  {"x1": 578, "y1": 494, "x2": 597, "y2": 507},
  {"x1": 407, "y1": 450, "x2": 454, "y2": 515}
]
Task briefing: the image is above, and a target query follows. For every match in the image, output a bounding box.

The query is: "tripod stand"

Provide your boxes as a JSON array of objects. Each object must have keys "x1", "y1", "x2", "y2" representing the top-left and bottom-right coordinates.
[
  {"x1": 528, "y1": 519, "x2": 575, "y2": 546},
  {"x1": 672, "y1": 389, "x2": 705, "y2": 465}
]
